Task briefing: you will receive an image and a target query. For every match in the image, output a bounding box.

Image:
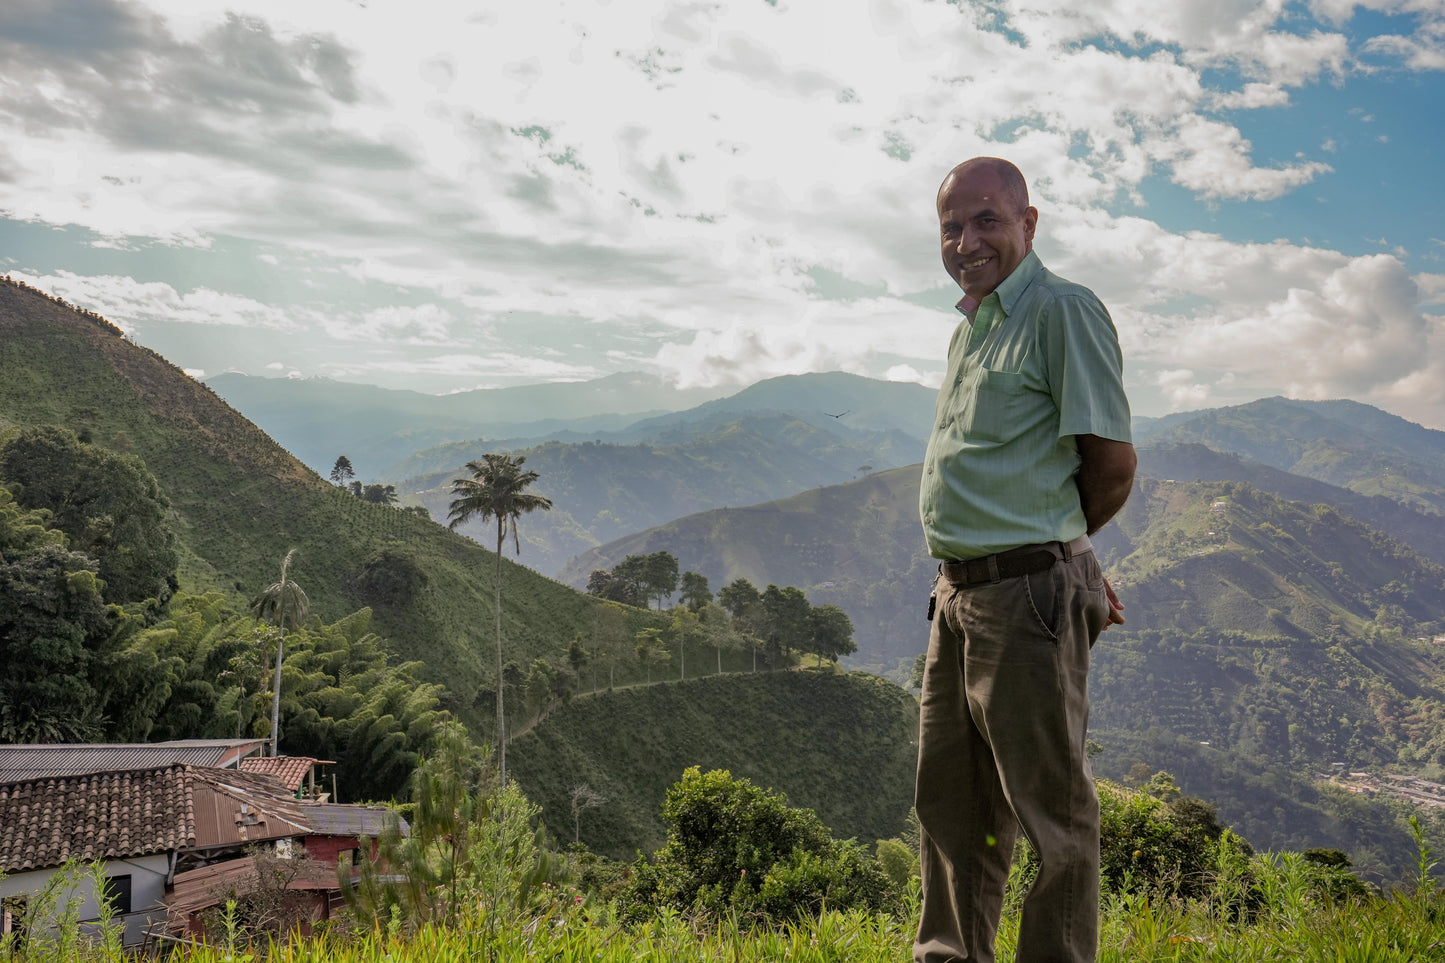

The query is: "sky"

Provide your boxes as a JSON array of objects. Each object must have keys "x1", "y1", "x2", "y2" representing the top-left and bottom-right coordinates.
[{"x1": 2, "y1": 0, "x2": 1443, "y2": 427}]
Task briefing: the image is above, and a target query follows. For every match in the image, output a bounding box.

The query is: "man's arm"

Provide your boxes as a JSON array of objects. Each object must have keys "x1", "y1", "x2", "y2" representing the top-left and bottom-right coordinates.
[
  {"x1": 1075, "y1": 433, "x2": 1136, "y2": 535},
  {"x1": 1076, "y1": 433, "x2": 1136, "y2": 628}
]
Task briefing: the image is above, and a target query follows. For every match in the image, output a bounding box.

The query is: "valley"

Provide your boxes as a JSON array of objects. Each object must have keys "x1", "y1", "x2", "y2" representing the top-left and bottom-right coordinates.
[{"x1": 5, "y1": 274, "x2": 1445, "y2": 881}]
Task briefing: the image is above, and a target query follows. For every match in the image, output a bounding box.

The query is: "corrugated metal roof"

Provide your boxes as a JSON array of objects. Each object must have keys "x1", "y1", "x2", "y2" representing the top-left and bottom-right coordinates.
[
  {"x1": 0, "y1": 740, "x2": 268, "y2": 784},
  {"x1": 299, "y1": 803, "x2": 408, "y2": 838},
  {"x1": 189, "y1": 768, "x2": 313, "y2": 848},
  {"x1": 165, "y1": 853, "x2": 342, "y2": 927}
]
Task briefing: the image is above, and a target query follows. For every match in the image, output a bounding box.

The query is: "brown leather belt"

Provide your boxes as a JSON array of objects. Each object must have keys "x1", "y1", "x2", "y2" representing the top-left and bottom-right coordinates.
[{"x1": 940, "y1": 535, "x2": 1092, "y2": 587}]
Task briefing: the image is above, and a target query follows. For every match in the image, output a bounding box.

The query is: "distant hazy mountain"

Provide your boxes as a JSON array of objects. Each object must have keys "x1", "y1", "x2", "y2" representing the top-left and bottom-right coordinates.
[
  {"x1": 399, "y1": 413, "x2": 925, "y2": 576},
  {"x1": 616, "y1": 370, "x2": 938, "y2": 442},
  {"x1": 1135, "y1": 396, "x2": 1445, "y2": 513},
  {"x1": 206, "y1": 371, "x2": 735, "y2": 479},
  {"x1": 383, "y1": 372, "x2": 941, "y2": 575}
]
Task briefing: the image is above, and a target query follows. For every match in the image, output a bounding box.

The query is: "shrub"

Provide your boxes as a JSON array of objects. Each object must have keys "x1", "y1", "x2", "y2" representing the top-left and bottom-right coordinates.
[
  {"x1": 1097, "y1": 779, "x2": 1242, "y2": 899},
  {"x1": 620, "y1": 767, "x2": 892, "y2": 922}
]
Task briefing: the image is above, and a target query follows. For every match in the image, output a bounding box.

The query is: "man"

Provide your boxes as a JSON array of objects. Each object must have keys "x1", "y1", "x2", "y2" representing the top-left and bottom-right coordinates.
[{"x1": 915, "y1": 157, "x2": 1135, "y2": 963}]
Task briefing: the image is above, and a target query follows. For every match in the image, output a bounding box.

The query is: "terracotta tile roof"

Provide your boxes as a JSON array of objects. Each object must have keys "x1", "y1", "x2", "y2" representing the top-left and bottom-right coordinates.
[
  {"x1": 239, "y1": 755, "x2": 322, "y2": 792},
  {"x1": 0, "y1": 740, "x2": 267, "y2": 783},
  {"x1": 0, "y1": 767, "x2": 196, "y2": 872},
  {"x1": 0, "y1": 765, "x2": 334, "y2": 873}
]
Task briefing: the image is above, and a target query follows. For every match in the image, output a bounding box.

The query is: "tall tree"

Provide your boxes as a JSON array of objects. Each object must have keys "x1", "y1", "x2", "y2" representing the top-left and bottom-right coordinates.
[
  {"x1": 329, "y1": 455, "x2": 355, "y2": 487},
  {"x1": 806, "y1": 604, "x2": 856, "y2": 664},
  {"x1": 447, "y1": 453, "x2": 553, "y2": 785},
  {"x1": 718, "y1": 578, "x2": 764, "y2": 671},
  {"x1": 0, "y1": 488, "x2": 114, "y2": 742},
  {"x1": 607, "y1": 554, "x2": 651, "y2": 607},
  {"x1": 250, "y1": 548, "x2": 311, "y2": 756},
  {"x1": 678, "y1": 571, "x2": 712, "y2": 613},
  {"x1": 667, "y1": 606, "x2": 705, "y2": 680},
  {"x1": 643, "y1": 551, "x2": 680, "y2": 610},
  {"x1": 360, "y1": 483, "x2": 399, "y2": 505},
  {"x1": 718, "y1": 578, "x2": 762, "y2": 622},
  {"x1": 761, "y1": 584, "x2": 810, "y2": 666}
]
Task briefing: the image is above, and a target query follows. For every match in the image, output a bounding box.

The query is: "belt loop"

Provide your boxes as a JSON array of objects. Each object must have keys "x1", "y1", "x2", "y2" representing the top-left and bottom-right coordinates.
[
  {"x1": 986, "y1": 555, "x2": 1000, "y2": 582},
  {"x1": 1061, "y1": 538, "x2": 1074, "y2": 562}
]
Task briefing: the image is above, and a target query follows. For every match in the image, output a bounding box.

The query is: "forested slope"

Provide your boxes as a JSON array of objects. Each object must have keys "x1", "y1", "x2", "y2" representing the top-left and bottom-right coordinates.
[
  {"x1": 0, "y1": 278, "x2": 617, "y2": 722},
  {"x1": 508, "y1": 670, "x2": 919, "y2": 860}
]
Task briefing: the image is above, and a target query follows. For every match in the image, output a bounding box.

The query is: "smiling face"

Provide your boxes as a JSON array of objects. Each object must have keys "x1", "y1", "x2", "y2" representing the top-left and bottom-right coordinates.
[{"x1": 937, "y1": 160, "x2": 1038, "y2": 303}]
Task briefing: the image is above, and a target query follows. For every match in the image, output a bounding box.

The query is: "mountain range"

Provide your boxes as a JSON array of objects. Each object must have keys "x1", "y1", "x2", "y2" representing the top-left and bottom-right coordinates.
[
  {"x1": 0, "y1": 277, "x2": 919, "y2": 854},
  {"x1": 7, "y1": 274, "x2": 1445, "y2": 875}
]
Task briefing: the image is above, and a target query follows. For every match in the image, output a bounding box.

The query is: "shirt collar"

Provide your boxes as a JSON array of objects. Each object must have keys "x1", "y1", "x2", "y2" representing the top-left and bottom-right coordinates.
[{"x1": 954, "y1": 249, "x2": 1043, "y2": 319}]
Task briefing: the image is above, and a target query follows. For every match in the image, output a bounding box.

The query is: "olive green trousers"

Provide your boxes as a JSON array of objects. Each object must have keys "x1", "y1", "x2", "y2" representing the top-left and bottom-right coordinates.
[{"x1": 913, "y1": 547, "x2": 1108, "y2": 963}]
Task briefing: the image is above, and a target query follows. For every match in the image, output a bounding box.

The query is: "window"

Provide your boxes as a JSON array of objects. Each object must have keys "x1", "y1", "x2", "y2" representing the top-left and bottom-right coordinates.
[
  {"x1": 2, "y1": 895, "x2": 27, "y2": 943},
  {"x1": 102, "y1": 875, "x2": 133, "y2": 917}
]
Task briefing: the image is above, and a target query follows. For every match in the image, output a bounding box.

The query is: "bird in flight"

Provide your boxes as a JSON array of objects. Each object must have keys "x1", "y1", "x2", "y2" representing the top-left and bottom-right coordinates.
[{"x1": 825, "y1": 411, "x2": 849, "y2": 419}]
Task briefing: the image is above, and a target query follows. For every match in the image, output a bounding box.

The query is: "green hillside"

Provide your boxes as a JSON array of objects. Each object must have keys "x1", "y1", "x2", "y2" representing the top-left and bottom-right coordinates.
[
  {"x1": 1135, "y1": 443, "x2": 1445, "y2": 566},
  {"x1": 1135, "y1": 396, "x2": 1445, "y2": 514},
  {"x1": 1, "y1": 277, "x2": 925, "y2": 848},
  {"x1": 508, "y1": 670, "x2": 919, "y2": 860},
  {"x1": 558, "y1": 465, "x2": 933, "y2": 669},
  {"x1": 553, "y1": 450, "x2": 1445, "y2": 868},
  {"x1": 0, "y1": 277, "x2": 613, "y2": 725},
  {"x1": 1106, "y1": 477, "x2": 1445, "y2": 637}
]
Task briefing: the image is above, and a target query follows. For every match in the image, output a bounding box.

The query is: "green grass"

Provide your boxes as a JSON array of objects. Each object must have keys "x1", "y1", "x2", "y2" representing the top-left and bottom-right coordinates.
[{"x1": 10, "y1": 874, "x2": 1445, "y2": 963}]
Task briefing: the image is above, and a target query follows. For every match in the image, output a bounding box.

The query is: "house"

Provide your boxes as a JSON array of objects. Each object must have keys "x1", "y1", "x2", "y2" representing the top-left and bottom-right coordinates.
[
  {"x1": 0, "y1": 763, "x2": 311, "y2": 947},
  {"x1": 0, "y1": 750, "x2": 404, "y2": 950},
  {"x1": 1, "y1": 766, "x2": 190, "y2": 948},
  {"x1": 164, "y1": 801, "x2": 405, "y2": 938}
]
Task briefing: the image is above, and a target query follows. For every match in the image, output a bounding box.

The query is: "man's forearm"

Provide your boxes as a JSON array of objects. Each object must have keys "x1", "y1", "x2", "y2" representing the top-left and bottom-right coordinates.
[{"x1": 1075, "y1": 434, "x2": 1136, "y2": 535}]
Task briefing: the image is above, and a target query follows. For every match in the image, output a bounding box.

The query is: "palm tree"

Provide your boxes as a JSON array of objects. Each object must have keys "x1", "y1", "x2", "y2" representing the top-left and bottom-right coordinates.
[
  {"x1": 447, "y1": 453, "x2": 553, "y2": 784},
  {"x1": 250, "y1": 548, "x2": 310, "y2": 757}
]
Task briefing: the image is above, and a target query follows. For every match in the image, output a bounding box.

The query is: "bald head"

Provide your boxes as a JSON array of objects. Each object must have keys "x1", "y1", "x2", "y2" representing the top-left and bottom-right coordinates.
[
  {"x1": 936, "y1": 157, "x2": 1038, "y2": 300},
  {"x1": 938, "y1": 157, "x2": 1030, "y2": 216}
]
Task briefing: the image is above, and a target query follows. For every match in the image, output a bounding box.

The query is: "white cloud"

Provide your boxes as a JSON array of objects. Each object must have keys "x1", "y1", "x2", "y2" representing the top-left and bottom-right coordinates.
[
  {"x1": 1160, "y1": 115, "x2": 1333, "y2": 201},
  {"x1": 1, "y1": 0, "x2": 1441, "y2": 424},
  {"x1": 886, "y1": 363, "x2": 931, "y2": 385},
  {"x1": 1154, "y1": 369, "x2": 1214, "y2": 409},
  {"x1": 324, "y1": 303, "x2": 462, "y2": 346},
  {"x1": 6, "y1": 269, "x2": 303, "y2": 331}
]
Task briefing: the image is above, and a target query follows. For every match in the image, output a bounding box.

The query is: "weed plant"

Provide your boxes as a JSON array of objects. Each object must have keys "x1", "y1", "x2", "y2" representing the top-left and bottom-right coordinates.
[{"x1": 6, "y1": 835, "x2": 1445, "y2": 963}]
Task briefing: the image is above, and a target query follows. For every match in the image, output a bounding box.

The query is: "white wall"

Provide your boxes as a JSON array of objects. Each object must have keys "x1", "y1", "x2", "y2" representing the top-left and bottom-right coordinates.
[{"x1": 0, "y1": 854, "x2": 170, "y2": 948}]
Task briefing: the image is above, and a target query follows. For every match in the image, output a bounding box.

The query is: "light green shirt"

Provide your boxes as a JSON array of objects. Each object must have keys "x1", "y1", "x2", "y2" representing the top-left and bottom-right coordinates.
[{"x1": 920, "y1": 251, "x2": 1131, "y2": 561}]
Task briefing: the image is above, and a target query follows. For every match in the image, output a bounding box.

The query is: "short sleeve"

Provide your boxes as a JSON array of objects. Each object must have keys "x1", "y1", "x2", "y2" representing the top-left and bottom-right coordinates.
[{"x1": 1042, "y1": 293, "x2": 1132, "y2": 442}]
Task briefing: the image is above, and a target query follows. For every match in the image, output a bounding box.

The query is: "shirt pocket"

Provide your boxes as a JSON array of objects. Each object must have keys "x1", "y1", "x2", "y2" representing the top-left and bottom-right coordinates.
[{"x1": 962, "y1": 368, "x2": 1028, "y2": 444}]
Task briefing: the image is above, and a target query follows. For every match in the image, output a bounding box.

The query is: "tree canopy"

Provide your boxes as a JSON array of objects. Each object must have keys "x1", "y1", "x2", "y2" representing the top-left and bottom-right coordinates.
[{"x1": 0, "y1": 425, "x2": 178, "y2": 607}]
